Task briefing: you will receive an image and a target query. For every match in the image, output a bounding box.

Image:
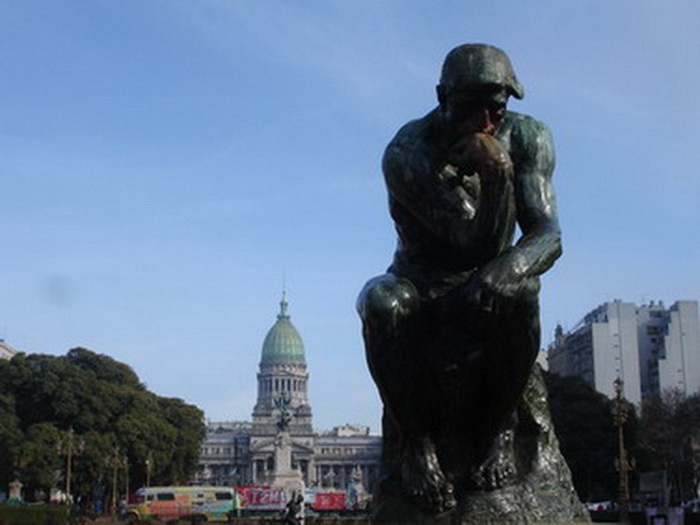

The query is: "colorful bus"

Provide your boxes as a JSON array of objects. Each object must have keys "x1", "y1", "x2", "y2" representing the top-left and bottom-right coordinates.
[{"x1": 126, "y1": 486, "x2": 238, "y2": 522}]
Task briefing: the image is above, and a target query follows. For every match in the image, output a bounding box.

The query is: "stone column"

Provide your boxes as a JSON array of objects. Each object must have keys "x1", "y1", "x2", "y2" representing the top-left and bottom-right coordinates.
[{"x1": 270, "y1": 432, "x2": 304, "y2": 493}]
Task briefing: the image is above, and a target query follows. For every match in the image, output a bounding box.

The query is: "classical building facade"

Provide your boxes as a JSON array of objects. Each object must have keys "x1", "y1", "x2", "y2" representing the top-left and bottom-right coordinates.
[
  {"x1": 196, "y1": 294, "x2": 381, "y2": 491},
  {"x1": 547, "y1": 300, "x2": 700, "y2": 402}
]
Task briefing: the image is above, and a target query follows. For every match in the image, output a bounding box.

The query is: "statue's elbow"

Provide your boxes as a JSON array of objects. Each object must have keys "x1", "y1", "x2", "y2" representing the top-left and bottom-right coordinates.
[
  {"x1": 549, "y1": 230, "x2": 563, "y2": 262},
  {"x1": 552, "y1": 229, "x2": 562, "y2": 252}
]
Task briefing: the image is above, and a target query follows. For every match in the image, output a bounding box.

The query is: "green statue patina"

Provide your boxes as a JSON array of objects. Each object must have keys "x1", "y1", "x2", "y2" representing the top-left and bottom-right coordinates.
[{"x1": 357, "y1": 44, "x2": 588, "y2": 523}]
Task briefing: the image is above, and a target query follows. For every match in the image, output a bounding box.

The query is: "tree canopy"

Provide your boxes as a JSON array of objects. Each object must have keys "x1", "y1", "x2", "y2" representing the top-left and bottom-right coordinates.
[
  {"x1": 544, "y1": 370, "x2": 638, "y2": 503},
  {"x1": 0, "y1": 348, "x2": 205, "y2": 502},
  {"x1": 637, "y1": 389, "x2": 700, "y2": 504}
]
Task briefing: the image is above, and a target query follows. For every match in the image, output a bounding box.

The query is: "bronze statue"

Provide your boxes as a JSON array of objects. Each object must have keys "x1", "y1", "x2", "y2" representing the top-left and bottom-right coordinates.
[
  {"x1": 358, "y1": 44, "x2": 585, "y2": 522},
  {"x1": 275, "y1": 393, "x2": 293, "y2": 432}
]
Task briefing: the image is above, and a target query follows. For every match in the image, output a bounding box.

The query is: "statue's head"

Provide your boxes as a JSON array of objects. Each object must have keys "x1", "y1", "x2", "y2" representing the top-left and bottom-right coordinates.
[
  {"x1": 437, "y1": 44, "x2": 523, "y2": 101},
  {"x1": 436, "y1": 44, "x2": 523, "y2": 136}
]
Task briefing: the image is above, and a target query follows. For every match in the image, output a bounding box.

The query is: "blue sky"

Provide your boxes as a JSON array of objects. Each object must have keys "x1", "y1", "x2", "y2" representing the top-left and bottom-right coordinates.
[{"x1": 1, "y1": 1, "x2": 699, "y2": 433}]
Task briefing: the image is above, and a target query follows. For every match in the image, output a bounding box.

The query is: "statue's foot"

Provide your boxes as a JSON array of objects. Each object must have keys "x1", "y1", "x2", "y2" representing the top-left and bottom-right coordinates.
[
  {"x1": 400, "y1": 440, "x2": 457, "y2": 514},
  {"x1": 470, "y1": 429, "x2": 517, "y2": 490}
]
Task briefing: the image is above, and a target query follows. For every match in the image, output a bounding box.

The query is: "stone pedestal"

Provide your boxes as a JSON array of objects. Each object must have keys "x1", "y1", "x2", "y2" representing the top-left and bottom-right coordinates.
[
  {"x1": 8, "y1": 480, "x2": 22, "y2": 501},
  {"x1": 370, "y1": 367, "x2": 590, "y2": 524},
  {"x1": 270, "y1": 431, "x2": 305, "y2": 494}
]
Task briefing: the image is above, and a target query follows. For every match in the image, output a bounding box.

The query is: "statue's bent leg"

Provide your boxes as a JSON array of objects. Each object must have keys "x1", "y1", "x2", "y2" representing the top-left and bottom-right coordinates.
[
  {"x1": 469, "y1": 285, "x2": 542, "y2": 488},
  {"x1": 357, "y1": 274, "x2": 456, "y2": 513},
  {"x1": 428, "y1": 274, "x2": 542, "y2": 490}
]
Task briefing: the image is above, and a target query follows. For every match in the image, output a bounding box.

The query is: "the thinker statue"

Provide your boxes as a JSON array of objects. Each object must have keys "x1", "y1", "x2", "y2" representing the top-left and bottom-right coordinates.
[{"x1": 357, "y1": 44, "x2": 587, "y2": 523}]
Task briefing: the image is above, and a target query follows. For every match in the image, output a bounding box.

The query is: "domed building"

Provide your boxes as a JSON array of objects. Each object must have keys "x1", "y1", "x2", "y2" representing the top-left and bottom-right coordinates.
[
  {"x1": 251, "y1": 292, "x2": 313, "y2": 436},
  {"x1": 196, "y1": 294, "x2": 380, "y2": 491}
]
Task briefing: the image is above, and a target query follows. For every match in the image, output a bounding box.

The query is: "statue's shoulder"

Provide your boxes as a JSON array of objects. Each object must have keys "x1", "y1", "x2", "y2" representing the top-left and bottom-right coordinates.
[
  {"x1": 382, "y1": 110, "x2": 438, "y2": 182},
  {"x1": 501, "y1": 111, "x2": 552, "y2": 142},
  {"x1": 386, "y1": 110, "x2": 439, "y2": 154},
  {"x1": 499, "y1": 111, "x2": 554, "y2": 166}
]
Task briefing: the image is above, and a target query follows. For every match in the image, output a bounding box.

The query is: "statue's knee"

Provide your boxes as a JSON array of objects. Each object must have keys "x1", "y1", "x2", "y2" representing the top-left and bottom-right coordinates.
[{"x1": 357, "y1": 276, "x2": 419, "y2": 324}]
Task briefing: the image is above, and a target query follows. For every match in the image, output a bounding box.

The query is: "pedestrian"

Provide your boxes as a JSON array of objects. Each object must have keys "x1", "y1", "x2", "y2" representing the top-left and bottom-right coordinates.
[{"x1": 283, "y1": 491, "x2": 304, "y2": 525}]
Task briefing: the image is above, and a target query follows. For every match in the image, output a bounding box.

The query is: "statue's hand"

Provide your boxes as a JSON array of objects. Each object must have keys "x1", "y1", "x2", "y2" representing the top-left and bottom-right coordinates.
[
  {"x1": 437, "y1": 163, "x2": 480, "y2": 220},
  {"x1": 460, "y1": 272, "x2": 509, "y2": 331},
  {"x1": 446, "y1": 132, "x2": 512, "y2": 177},
  {"x1": 460, "y1": 264, "x2": 540, "y2": 332}
]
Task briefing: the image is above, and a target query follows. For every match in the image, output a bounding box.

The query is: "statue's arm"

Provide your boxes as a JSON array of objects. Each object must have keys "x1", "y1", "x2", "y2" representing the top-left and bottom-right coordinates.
[
  {"x1": 382, "y1": 120, "x2": 480, "y2": 249},
  {"x1": 479, "y1": 118, "x2": 562, "y2": 294}
]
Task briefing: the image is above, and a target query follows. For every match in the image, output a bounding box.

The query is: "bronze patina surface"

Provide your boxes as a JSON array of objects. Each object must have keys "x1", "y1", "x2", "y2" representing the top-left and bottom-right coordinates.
[{"x1": 357, "y1": 44, "x2": 588, "y2": 523}]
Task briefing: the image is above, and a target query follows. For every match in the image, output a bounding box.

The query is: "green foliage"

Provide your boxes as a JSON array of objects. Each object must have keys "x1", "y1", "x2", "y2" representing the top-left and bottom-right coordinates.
[
  {"x1": 638, "y1": 389, "x2": 700, "y2": 503},
  {"x1": 545, "y1": 371, "x2": 637, "y2": 502},
  {"x1": 0, "y1": 503, "x2": 70, "y2": 525},
  {"x1": 0, "y1": 348, "x2": 205, "y2": 502},
  {"x1": 66, "y1": 347, "x2": 142, "y2": 388},
  {"x1": 0, "y1": 392, "x2": 22, "y2": 480},
  {"x1": 546, "y1": 373, "x2": 700, "y2": 505},
  {"x1": 19, "y1": 423, "x2": 62, "y2": 491}
]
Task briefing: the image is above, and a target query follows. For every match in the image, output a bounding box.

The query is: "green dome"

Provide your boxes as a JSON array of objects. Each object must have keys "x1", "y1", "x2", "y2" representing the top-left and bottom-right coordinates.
[{"x1": 261, "y1": 294, "x2": 306, "y2": 365}]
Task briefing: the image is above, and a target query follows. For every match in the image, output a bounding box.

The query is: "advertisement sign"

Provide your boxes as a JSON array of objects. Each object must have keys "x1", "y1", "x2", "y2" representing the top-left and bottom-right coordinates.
[{"x1": 237, "y1": 486, "x2": 287, "y2": 511}]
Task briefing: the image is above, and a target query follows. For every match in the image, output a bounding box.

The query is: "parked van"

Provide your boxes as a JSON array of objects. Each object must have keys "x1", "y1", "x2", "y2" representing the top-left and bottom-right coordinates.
[{"x1": 126, "y1": 486, "x2": 237, "y2": 522}]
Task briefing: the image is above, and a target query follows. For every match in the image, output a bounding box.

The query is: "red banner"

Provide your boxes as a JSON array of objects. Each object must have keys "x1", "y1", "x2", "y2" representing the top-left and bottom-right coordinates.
[
  {"x1": 313, "y1": 492, "x2": 346, "y2": 511},
  {"x1": 237, "y1": 486, "x2": 286, "y2": 510}
]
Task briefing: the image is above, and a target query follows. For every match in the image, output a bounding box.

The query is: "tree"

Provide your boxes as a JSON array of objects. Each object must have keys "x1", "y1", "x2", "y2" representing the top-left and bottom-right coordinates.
[
  {"x1": 157, "y1": 397, "x2": 206, "y2": 484},
  {"x1": 638, "y1": 389, "x2": 700, "y2": 504},
  {"x1": 12, "y1": 423, "x2": 63, "y2": 496},
  {"x1": 66, "y1": 347, "x2": 142, "y2": 388},
  {"x1": 0, "y1": 348, "x2": 205, "y2": 502},
  {"x1": 545, "y1": 371, "x2": 637, "y2": 503},
  {"x1": 0, "y1": 392, "x2": 22, "y2": 480}
]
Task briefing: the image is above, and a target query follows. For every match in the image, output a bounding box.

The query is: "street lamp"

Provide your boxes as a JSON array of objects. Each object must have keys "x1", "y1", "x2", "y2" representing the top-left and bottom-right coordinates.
[
  {"x1": 56, "y1": 427, "x2": 84, "y2": 503},
  {"x1": 106, "y1": 446, "x2": 124, "y2": 515},
  {"x1": 612, "y1": 377, "x2": 635, "y2": 521},
  {"x1": 124, "y1": 453, "x2": 129, "y2": 505},
  {"x1": 145, "y1": 455, "x2": 153, "y2": 488}
]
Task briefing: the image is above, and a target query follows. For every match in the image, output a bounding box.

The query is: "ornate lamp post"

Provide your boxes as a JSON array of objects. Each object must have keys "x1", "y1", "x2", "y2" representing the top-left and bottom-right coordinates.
[
  {"x1": 106, "y1": 446, "x2": 125, "y2": 515},
  {"x1": 612, "y1": 377, "x2": 635, "y2": 521},
  {"x1": 145, "y1": 455, "x2": 153, "y2": 488},
  {"x1": 56, "y1": 427, "x2": 84, "y2": 503},
  {"x1": 124, "y1": 452, "x2": 129, "y2": 505}
]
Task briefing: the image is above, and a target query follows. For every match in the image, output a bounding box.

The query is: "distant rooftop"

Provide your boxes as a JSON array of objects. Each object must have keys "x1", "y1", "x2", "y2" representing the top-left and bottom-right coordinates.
[{"x1": 0, "y1": 340, "x2": 19, "y2": 360}]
